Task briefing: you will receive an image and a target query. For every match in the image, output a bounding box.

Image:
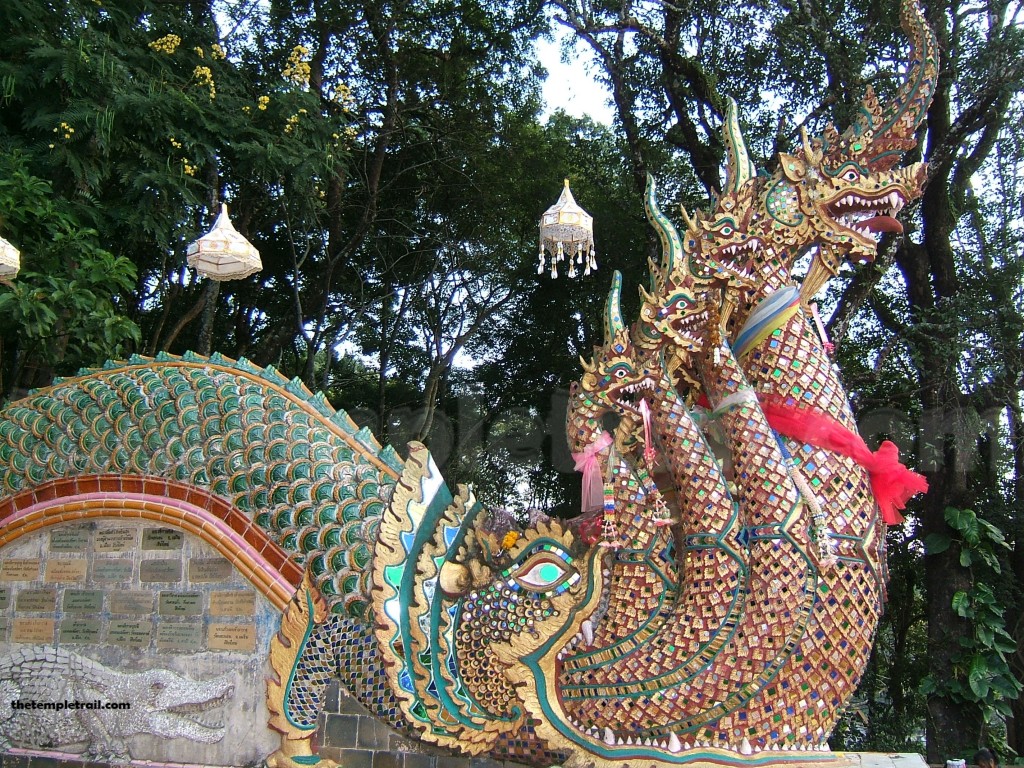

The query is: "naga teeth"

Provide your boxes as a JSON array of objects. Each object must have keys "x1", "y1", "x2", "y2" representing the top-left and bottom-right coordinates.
[
  {"x1": 668, "y1": 732, "x2": 682, "y2": 753},
  {"x1": 604, "y1": 727, "x2": 616, "y2": 746},
  {"x1": 581, "y1": 619, "x2": 594, "y2": 646}
]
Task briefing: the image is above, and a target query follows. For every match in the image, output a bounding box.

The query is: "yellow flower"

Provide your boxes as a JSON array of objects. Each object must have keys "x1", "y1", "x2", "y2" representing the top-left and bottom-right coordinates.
[
  {"x1": 194, "y1": 46, "x2": 204, "y2": 58},
  {"x1": 242, "y1": 105, "x2": 251, "y2": 114},
  {"x1": 257, "y1": 95, "x2": 270, "y2": 111},
  {"x1": 148, "y1": 34, "x2": 181, "y2": 54},
  {"x1": 183, "y1": 160, "x2": 196, "y2": 176},
  {"x1": 501, "y1": 531, "x2": 520, "y2": 550},
  {"x1": 210, "y1": 43, "x2": 226, "y2": 61},
  {"x1": 282, "y1": 44, "x2": 311, "y2": 86},
  {"x1": 192, "y1": 65, "x2": 215, "y2": 98}
]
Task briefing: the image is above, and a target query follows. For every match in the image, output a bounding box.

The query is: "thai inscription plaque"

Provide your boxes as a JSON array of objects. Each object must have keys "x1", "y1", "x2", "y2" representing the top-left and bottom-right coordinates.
[
  {"x1": 109, "y1": 591, "x2": 154, "y2": 614},
  {"x1": 16, "y1": 589, "x2": 58, "y2": 612},
  {"x1": 93, "y1": 559, "x2": 133, "y2": 582},
  {"x1": 142, "y1": 528, "x2": 184, "y2": 550},
  {"x1": 156, "y1": 621, "x2": 203, "y2": 650},
  {"x1": 207, "y1": 623, "x2": 256, "y2": 652},
  {"x1": 45, "y1": 558, "x2": 88, "y2": 583},
  {"x1": 209, "y1": 591, "x2": 256, "y2": 616},
  {"x1": 188, "y1": 558, "x2": 233, "y2": 583},
  {"x1": 50, "y1": 526, "x2": 90, "y2": 552},
  {"x1": 12, "y1": 618, "x2": 55, "y2": 643},
  {"x1": 159, "y1": 592, "x2": 202, "y2": 616},
  {"x1": 107, "y1": 619, "x2": 153, "y2": 648},
  {"x1": 63, "y1": 590, "x2": 104, "y2": 613},
  {"x1": 140, "y1": 559, "x2": 182, "y2": 582},
  {"x1": 0, "y1": 559, "x2": 41, "y2": 581},
  {"x1": 59, "y1": 618, "x2": 102, "y2": 644},
  {"x1": 95, "y1": 528, "x2": 136, "y2": 552}
]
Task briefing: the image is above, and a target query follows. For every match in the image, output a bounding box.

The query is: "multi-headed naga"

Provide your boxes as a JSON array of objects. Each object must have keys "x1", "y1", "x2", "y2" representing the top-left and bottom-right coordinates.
[{"x1": 0, "y1": 0, "x2": 934, "y2": 766}]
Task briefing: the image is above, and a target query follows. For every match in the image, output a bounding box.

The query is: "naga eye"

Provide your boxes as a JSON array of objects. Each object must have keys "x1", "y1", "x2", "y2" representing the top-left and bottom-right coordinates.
[
  {"x1": 518, "y1": 559, "x2": 568, "y2": 589},
  {"x1": 841, "y1": 168, "x2": 860, "y2": 182},
  {"x1": 720, "y1": 225, "x2": 734, "y2": 236},
  {"x1": 614, "y1": 368, "x2": 628, "y2": 379},
  {"x1": 510, "y1": 548, "x2": 580, "y2": 595}
]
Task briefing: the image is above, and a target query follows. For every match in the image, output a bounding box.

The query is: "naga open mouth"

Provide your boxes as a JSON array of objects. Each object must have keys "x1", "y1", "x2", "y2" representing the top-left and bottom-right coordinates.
[
  {"x1": 825, "y1": 191, "x2": 905, "y2": 256},
  {"x1": 611, "y1": 377, "x2": 655, "y2": 415},
  {"x1": 692, "y1": 247, "x2": 757, "y2": 290},
  {"x1": 708, "y1": 239, "x2": 762, "y2": 285},
  {"x1": 660, "y1": 307, "x2": 706, "y2": 354}
]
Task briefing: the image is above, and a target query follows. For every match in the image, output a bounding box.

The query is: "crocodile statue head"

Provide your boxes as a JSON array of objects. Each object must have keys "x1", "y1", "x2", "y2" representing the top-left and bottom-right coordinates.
[{"x1": 0, "y1": 648, "x2": 233, "y2": 760}]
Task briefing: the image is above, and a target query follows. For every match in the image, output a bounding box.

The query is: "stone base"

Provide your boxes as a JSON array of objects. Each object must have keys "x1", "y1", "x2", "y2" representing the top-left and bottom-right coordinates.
[
  {"x1": 837, "y1": 755, "x2": 928, "y2": 768},
  {"x1": 0, "y1": 750, "x2": 933, "y2": 768},
  {"x1": 0, "y1": 747, "x2": 932, "y2": 768}
]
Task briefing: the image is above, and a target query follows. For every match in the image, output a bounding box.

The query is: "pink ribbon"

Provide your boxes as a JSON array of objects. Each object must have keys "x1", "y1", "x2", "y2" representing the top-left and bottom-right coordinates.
[
  {"x1": 810, "y1": 302, "x2": 835, "y2": 355},
  {"x1": 639, "y1": 399, "x2": 657, "y2": 466},
  {"x1": 573, "y1": 431, "x2": 614, "y2": 512}
]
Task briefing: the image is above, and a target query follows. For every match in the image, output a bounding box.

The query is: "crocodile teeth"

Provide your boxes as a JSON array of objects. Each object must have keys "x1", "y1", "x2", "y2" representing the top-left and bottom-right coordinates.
[{"x1": 668, "y1": 732, "x2": 682, "y2": 753}]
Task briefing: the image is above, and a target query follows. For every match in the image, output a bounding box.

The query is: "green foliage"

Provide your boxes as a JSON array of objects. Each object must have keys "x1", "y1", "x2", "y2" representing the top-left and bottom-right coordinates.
[
  {"x1": 922, "y1": 508, "x2": 1021, "y2": 735},
  {"x1": 0, "y1": 152, "x2": 139, "y2": 384}
]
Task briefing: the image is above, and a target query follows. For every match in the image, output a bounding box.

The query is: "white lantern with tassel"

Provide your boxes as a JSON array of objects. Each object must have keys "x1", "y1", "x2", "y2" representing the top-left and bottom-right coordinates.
[
  {"x1": 0, "y1": 235, "x2": 20, "y2": 283},
  {"x1": 186, "y1": 204, "x2": 261, "y2": 281},
  {"x1": 539, "y1": 179, "x2": 595, "y2": 278}
]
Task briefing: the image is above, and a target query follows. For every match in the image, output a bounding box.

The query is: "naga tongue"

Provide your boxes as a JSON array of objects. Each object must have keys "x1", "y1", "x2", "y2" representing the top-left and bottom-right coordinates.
[{"x1": 862, "y1": 215, "x2": 904, "y2": 234}]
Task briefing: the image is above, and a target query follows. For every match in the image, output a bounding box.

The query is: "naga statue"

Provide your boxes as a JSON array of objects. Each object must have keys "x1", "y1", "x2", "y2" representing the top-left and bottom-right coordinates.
[{"x1": 0, "y1": 0, "x2": 935, "y2": 766}]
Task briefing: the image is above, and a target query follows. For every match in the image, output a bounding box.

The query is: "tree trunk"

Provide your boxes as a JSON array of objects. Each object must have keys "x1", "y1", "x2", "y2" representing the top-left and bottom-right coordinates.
[{"x1": 896, "y1": 5, "x2": 986, "y2": 753}]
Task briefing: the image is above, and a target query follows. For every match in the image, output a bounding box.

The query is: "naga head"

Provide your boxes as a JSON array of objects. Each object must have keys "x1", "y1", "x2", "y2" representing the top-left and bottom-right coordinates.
[
  {"x1": 750, "y1": 0, "x2": 937, "y2": 297},
  {"x1": 577, "y1": 271, "x2": 656, "y2": 441},
  {"x1": 637, "y1": 174, "x2": 753, "y2": 370},
  {"x1": 373, "y1": 444, "x2": 606, "y2": 757}
]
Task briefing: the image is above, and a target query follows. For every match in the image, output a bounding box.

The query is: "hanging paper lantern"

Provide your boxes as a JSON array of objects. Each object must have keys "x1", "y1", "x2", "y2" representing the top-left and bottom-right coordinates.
[
  {"x1": 186, "y1": 204, "x2": 261, "y2": 281},
  {"x1": 0, "y1": 235, "x2": 20, "y2": 283},
  {"x1": 539, "y1": 179, "x2": 595, "y2": 278}
]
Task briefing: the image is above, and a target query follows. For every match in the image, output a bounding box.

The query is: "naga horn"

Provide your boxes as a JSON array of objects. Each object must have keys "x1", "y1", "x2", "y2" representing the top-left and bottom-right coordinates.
[
  {"x1": 643, "y1": 174, "x2": 683, "y2": 294},
  {"x1": 825, "y1": 0, "x2": 938, "y2": 170},
  {"x1": 723, "y1": 98, "x2": 757, "y2": 193},
  {"x1": 603, "y1": 270, "x2": 626, "y2": 346}
]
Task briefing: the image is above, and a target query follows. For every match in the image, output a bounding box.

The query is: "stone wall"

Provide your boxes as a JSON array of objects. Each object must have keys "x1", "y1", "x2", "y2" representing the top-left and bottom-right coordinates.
[
  {"x1": 0, "y1": 519, "x2": 279, "y2": 766},
  {"x1": 0, "y1": 681, "x2": 529, "y2": 768},
  {"x1": 317, "y1": 681, "x2": 529, "y2": 768}
]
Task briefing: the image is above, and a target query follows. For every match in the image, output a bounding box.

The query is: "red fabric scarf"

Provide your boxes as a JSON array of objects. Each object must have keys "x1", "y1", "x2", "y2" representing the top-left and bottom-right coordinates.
[{"x1": 760, "y1": 396, "x2": 927, "y2": 524}]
